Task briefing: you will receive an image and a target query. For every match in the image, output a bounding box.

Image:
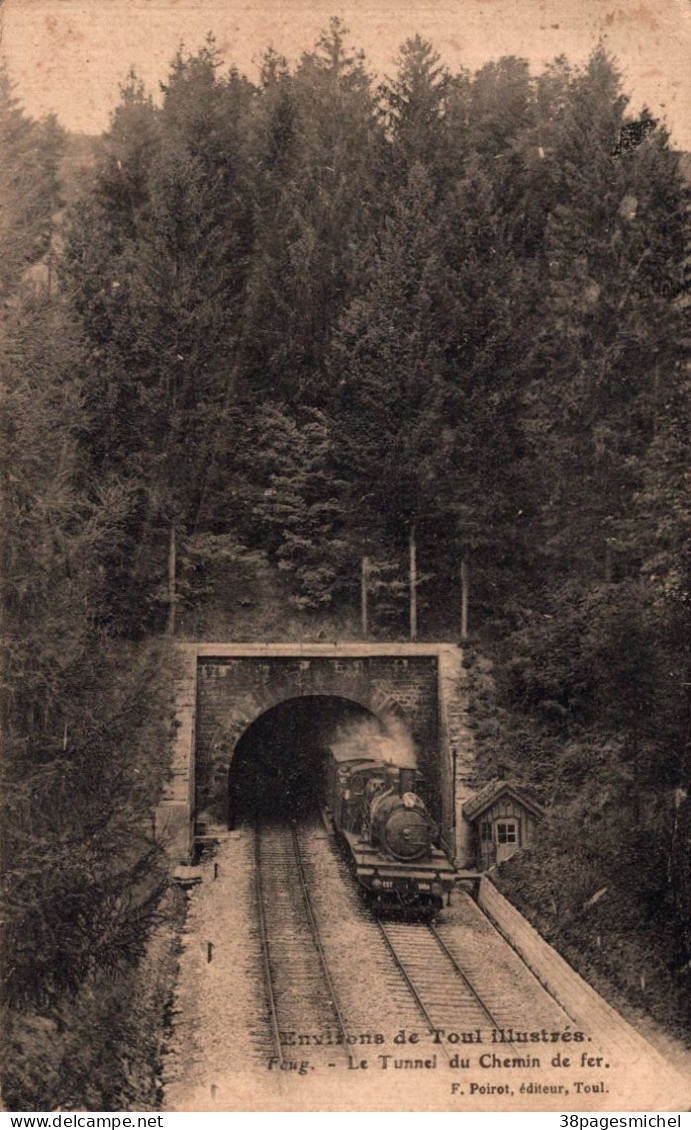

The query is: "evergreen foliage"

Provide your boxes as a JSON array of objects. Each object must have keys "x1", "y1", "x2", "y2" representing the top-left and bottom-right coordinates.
[
  {"x1": 3, "y1": 28, "x2": 690, "y2": 1103},
  {"x1": 1, "y1": 74, "x2": 176, "y2": 1110},
  {"x1": 0, "y1": 64, "x2": 64, "y2": 297}
]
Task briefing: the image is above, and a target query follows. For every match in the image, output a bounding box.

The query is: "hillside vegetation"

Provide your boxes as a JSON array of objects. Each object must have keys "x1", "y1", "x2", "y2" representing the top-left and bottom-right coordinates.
[{"x1": 1, "y1": 24, "x2": 689, "y2": 1106}]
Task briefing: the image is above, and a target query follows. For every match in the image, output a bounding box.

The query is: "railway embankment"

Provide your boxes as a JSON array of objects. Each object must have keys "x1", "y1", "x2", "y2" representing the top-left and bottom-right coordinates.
[
  {"x1": 125, "y1": 883, "x2": 189, "y2": 1108},
  {"x1": 477, "y1": 876, "x2": 690, "y2": 1089},
  {"x1": 490, "y1": 853, "x2": 691, "y2": 1080},
  {"x1": 463, "y1": 639, "x2": 691, "y2": 1068}
]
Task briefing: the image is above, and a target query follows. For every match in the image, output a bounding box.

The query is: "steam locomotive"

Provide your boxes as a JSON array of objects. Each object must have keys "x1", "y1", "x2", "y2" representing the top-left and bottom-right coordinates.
[{"x1": 322, "y1": 737, "x2": 456, "y2": 915}]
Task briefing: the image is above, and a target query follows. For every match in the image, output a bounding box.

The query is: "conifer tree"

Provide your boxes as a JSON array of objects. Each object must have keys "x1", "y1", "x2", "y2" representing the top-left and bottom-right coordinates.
[
  {"x1": 240, "y1": 404, "x2": 350, "y2": 607},
  {"x1": 468, "y1": 55, "x2": 533, "y2": 159},
  {"x1": 525, "y1": 48, "x2": 687, "y2": 581},
  {"x1": 62, "y1": 48, "x2": 257, "y2": 630},
  {"x1": 0, "y1": 64, "x2": 64, "y2": 296},
  {"x1": 379, "y1": 35, "x2": 451, "y2": 181},
  {"x1": 1, "y1": 83, "x2": 169, "y2": 1082},
  {"x1": 441, "y1": 154, "x2": 532, "y2": 593},
  {"x1": 330, "y1": 163, "x2": 453, "y2": 559},
  {"x1": 239, "y1": 20, "x2": 381, "y2": 407}
]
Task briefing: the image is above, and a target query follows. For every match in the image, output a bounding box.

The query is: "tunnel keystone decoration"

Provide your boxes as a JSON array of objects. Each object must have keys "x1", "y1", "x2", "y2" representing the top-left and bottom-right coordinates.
[{"x1": 156, "y1": 642, "x2": 476, "y2": 867}]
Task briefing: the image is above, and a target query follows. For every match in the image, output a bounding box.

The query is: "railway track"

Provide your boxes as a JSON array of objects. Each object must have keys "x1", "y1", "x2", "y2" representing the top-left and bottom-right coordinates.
[
  {"x1": 254, "y1": 820, "x2": 354, "y2": 1069},
  {"x1": 375, "y1": 918, "x2": 506, "y2": 1061}
]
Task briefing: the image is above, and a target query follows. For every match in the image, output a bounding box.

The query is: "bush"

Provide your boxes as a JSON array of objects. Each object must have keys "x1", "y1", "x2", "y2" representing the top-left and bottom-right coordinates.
[{"x1": 1, "y1": 641, "x2": 177, "y2": 1109}]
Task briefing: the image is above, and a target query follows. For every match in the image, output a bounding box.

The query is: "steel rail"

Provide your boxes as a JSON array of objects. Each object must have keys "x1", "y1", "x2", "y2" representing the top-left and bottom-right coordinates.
[
  {"x1": 374, "y1": 918, "x2": 454, "y2": 1064},
  {"x1": 429, "y1": 922, "x2": 503, "y2": 1032},
  {"x1": 289, "y1": 822, "x2": 354, "y2": 1068},
  {"x1": 254, "y1": 824, "x2": 284, "y2": 1067}
]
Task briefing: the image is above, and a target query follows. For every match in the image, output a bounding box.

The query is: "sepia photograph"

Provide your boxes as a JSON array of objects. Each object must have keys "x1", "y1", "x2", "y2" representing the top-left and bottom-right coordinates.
[{"x1": 1, "y1": 0, "x2": 690, "y2": 1115}]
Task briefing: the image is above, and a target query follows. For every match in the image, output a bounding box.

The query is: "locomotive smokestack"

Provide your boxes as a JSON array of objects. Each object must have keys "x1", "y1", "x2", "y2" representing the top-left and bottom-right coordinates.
[{"x1": 399, "y1": 767, "x2": 416, "y2": 796}]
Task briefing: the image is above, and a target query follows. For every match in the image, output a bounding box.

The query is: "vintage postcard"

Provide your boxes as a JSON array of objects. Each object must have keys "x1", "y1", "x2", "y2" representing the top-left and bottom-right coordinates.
[{"x1": 1, "y1": 0, "x2": 690, "y2": 1115}]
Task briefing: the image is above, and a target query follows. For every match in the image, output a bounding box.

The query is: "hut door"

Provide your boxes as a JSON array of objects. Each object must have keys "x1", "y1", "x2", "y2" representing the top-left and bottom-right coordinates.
[
  {"x1": 479, "y1": 820, "x2": 494, "y2": 869},
  {"x1": 495, "y1": 819, "x2": 519, "y2": 863}
]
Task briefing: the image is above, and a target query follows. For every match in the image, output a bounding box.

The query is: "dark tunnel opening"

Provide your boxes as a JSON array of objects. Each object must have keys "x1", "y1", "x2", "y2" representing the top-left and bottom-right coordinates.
[{"x1": 228, "y1": 695, "x2": 381, "y2": 826}]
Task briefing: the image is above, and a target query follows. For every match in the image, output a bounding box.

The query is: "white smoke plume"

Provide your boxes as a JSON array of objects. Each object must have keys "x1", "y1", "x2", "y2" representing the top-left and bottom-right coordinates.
[{"x1": 329, "y1": 713, "x2": 417, "y2": 769}]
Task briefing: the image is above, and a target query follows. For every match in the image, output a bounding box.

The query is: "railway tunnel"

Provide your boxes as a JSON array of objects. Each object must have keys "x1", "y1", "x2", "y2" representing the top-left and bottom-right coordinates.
[
  {"x1": 157, "y1": 643, "x2": 476, "y2": 866},
  {"x1": 226, "y1": 695, "x2": 383, "y2": 826}
]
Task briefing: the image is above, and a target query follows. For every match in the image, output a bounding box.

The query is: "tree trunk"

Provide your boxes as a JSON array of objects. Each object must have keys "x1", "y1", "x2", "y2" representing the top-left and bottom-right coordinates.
[
  {"x1": 604, "y1": 539, "x2": 613, "y2": 583},
  {"x1": 167, "y1": 522, "x2": 176, "y2": 636},
  {"x1": 361, "y1": 556, "x2": 369, "y2": 638},
  {"x1": 409, "y1": 522, "x2": 417, "y2": 642},
  {"x1": 460, "y1": 556, "x2": 469, "y2": 640}
]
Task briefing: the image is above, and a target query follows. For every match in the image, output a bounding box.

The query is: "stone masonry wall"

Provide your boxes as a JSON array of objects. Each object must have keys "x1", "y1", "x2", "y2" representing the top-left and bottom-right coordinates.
[
  {"x1": 437, "y1": 646, "x2": 476, "y2": 866},
  {"x1": 154, "y1": 646, "x2": 197, "y2": 865},
  {"x1": 157, "y1": 643, "x2": 475, "y2": 866},
  {"x1": 195, "y1": 653, "x2": 440, "y2": 824}
]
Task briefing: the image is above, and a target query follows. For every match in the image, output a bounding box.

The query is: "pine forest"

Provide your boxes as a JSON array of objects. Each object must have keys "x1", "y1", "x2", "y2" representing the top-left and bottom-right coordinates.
[{"x1": 1, "y1": 22, "x2": 690, "y2": 1108}]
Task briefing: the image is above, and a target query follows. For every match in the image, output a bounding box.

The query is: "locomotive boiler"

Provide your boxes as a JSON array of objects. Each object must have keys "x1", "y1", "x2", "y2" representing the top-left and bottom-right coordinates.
[{"x1": 323, "y1": 737, "x2": 456, "y2": 914}]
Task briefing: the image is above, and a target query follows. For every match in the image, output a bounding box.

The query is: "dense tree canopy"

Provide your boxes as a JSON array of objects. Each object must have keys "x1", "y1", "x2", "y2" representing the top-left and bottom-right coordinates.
[
  {"x1": 3, "y1": 28, "x2": 690, "y2": 1104},
  {"x1": 1, "y1": 67, "x2": 174, "y2": 1109}
]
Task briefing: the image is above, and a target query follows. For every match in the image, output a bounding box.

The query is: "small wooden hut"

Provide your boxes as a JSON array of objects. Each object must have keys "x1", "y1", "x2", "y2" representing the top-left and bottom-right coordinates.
[{"x1": 463, "y1": 780, "x2": 544, "y2": 870}]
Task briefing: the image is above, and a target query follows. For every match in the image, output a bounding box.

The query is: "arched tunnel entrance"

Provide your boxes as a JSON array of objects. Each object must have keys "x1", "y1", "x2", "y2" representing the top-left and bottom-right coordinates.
[{"x1": 227, "y1": 695, "x2": 381, "y2": 826}]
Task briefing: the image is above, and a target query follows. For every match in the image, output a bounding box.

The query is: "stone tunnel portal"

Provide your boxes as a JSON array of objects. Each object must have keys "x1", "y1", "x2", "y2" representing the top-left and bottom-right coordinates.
[
  {"x1": 227, "y1": 695, "x2": 381, "y2": 826},
  {"x1": 159, "y1": 644, "x2": 473, "y2": 866}
]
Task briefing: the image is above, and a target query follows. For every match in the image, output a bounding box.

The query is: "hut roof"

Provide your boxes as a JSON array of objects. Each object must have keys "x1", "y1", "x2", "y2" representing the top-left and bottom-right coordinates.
[{"x1": 462, "y1": 779, "x2": 545, "y2": 822}]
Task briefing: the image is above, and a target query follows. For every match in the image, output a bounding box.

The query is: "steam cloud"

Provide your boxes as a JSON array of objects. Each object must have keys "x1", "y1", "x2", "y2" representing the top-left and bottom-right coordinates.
[{"x1": 329, "y1": 713, "x2": 417, "y2": 769}]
